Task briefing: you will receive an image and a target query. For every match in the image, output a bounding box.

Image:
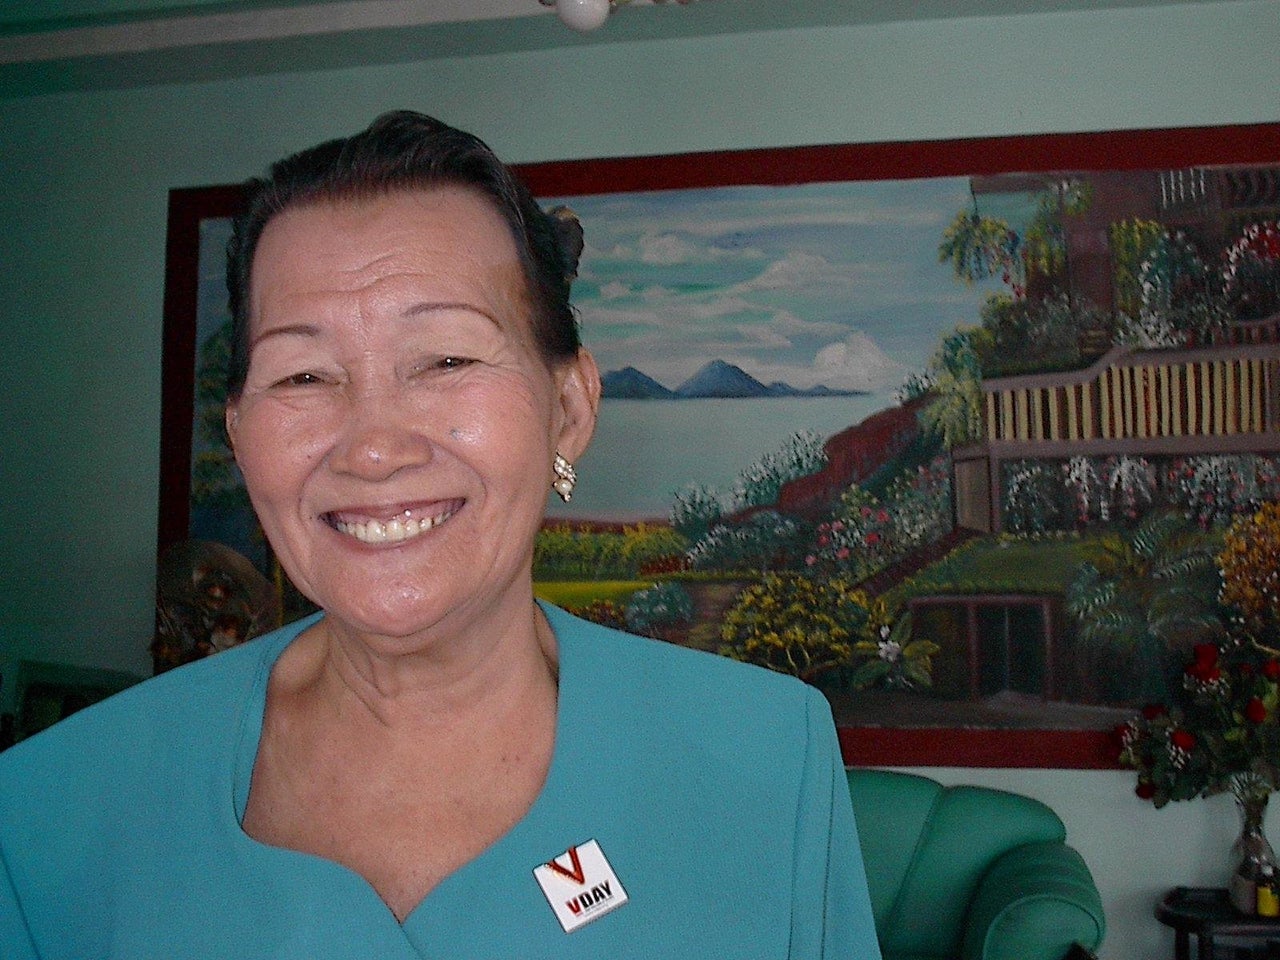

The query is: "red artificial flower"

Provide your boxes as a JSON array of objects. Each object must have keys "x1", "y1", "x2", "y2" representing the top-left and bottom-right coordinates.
[
  {"x1": 1264, "y1": 660, "x2": 1280, "y2": 681},
  {"x1": 1135, "y1": 780, "x2": 1157, "y2": 800},
  {"x1": 1192, "y1": 643, "x2": 1220, "y2": 668},
  {"x1": 1186, "y1": 661, "x2": 1222, "y2": 684},
  {"x1": 1171, "y1": 729, "x2": 1196, "y2": 751},
  {"x1": 1247, "y1": 697, "x2": 1268, "y2": 724},
  {"x1": 1141, "y1": 703, "x2": 1168, "y2": 720}
]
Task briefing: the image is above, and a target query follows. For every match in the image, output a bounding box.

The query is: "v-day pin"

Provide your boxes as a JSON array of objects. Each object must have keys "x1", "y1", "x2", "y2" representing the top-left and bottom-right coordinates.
[{"x1": 533, "y1": 839, "x2": 629, "y2": 932}]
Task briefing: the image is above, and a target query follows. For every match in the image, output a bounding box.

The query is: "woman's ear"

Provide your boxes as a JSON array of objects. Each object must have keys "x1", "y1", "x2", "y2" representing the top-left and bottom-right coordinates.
[
  {"x1": 224, "y1": 402, "x2": 240, "y2": 455},
  {"x1": 554, "y1": 348, "x2": 601, "y2": 463}
]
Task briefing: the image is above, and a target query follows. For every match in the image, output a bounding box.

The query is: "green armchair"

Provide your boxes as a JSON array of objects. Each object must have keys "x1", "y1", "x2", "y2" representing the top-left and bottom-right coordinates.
[{"x1": 847, "y1": 769, "x2": 1105, "y2": 960}]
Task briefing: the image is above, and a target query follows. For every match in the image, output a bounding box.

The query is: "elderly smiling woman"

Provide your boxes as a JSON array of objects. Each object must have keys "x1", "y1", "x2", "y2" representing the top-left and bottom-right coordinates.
[{"x1": 0, "y1": 112, "x2": 881, "y2": 959}]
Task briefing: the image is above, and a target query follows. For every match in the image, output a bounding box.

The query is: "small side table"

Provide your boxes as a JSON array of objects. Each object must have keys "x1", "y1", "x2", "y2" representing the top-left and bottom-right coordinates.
[{"x1": 1158, "y1": 887, "x2": 1280, "y2": 960}]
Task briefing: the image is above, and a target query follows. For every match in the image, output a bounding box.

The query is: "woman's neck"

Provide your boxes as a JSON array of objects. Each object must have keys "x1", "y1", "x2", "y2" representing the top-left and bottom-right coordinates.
[{"x1": 281, "y1": 595, "x2": 559, "y2": 734}]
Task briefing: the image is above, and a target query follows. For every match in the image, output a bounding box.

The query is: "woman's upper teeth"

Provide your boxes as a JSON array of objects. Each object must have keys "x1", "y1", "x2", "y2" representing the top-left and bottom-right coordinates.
[{"x1": 333, "y1": 507, "x2": 455, "y2": 543}]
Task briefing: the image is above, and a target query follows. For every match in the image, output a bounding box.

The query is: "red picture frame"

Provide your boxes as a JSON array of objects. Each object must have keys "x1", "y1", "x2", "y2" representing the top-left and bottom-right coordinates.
[{"x1": 161, "y1": 122, "x2": 1280, "y2": 768}]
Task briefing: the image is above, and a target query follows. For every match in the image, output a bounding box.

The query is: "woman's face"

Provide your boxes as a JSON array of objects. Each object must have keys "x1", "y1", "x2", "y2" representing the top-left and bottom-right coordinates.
[{"x1": 226, "y1": 186, "x2": 598, "y2": 644}]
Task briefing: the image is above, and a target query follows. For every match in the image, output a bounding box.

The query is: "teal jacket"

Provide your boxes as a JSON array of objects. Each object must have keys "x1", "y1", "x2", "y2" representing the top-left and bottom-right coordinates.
[{"x1": 0, "y1": 604, "x2": 881, "y2": 959}]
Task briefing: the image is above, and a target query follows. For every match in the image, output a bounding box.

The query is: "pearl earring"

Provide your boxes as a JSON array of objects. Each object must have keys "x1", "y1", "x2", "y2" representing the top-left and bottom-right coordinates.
[{"x1": 552, "y1": 453, "x2": 577, "y2": 502}]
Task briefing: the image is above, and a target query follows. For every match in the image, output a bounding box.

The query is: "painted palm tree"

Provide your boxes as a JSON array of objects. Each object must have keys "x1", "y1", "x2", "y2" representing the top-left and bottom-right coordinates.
[{"x1": 1066, "y1": 510, "x2": 1225, "y2": 702}]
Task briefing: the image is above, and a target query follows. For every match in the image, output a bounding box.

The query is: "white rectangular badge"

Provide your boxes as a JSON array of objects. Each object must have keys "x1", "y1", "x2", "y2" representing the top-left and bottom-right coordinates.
[{"x1": 533, "y1": 839, "x2": 629, "y2": 933}]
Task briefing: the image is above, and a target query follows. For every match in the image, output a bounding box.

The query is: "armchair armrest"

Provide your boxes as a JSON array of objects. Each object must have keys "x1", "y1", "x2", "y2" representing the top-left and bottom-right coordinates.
[{"x1": 960, "y1": 841, "x2": 1105, "y2": 960}]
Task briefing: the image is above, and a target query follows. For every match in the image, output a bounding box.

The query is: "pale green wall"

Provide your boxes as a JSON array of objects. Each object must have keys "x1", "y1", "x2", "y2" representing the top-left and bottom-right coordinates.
[{"x1": 1, "y1": 2, "x2": 1277, "y2": 956}]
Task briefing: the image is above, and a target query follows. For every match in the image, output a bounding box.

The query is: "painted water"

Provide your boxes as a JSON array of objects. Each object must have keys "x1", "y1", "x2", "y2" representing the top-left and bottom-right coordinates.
[{"x1": 544, "y1": 393, "x2": 894, "y2": 522}]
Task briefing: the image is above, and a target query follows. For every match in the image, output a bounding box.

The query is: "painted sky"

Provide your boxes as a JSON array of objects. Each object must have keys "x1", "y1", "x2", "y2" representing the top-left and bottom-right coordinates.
[{"x1": 548, "y1": 176, "x2": 1006, "y2": 395}]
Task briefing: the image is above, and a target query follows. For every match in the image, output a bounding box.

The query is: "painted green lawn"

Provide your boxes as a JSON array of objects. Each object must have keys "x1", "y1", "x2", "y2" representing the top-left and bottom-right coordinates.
[
  {"x1": 534, "y1": 580, "x2": 648, "y2": 607},
  {"x1": 889, "y1": 534, "x2": 1102, "y2": 605}
]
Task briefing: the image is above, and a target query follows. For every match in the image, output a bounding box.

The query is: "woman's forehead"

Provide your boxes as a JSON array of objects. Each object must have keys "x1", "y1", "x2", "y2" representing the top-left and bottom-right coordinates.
[{"x1": 251, "y1": 187, "x2": 531, "y2": 314}]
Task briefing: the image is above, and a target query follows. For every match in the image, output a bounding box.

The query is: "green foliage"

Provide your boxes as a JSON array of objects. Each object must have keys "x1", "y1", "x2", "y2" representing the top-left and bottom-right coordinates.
[
  {"x1": 972, "y1": 292, "x2": 1091, "y2": 377},
  {"x1": 533, "y1": 524, "x2": 689, "y2": 580},
  {"x1": 893, "y1": 534, "x2": 1092, "y2": 610},
  {"x1": 1118, "y1": 230, "x2": 1228, "y2": 347},
  {"x1": 918, "y1": 329, "x2": 984, "y2": 448},
  {"x1": 1224, "y1": 221, "x2": 1280, "y2": 321},
  {"x1": 808, "y1": 455, "x2": 953, "y2": 581},
  {"x1": 670, "y1": 483, "x2": 723, "y2": 542},
  {"x1": 668, "y1": 432, "x2": 825, "y2": 553},
  {"x1": 1109, "y1": 218, "x2": 1165, "y2": 318},
  {"x1": 895, "y1": 370, "x2": 934, "y2": 404},
  {"x1": 1003, "y1": 459, "x2": 1066, "y2": 534},
  {"x1": 562, "y1": 599, "x2": 629, "y2": 631},
  {"x1": 729, "y1": 431, "x2": 827, "y2": 511},
  {"x1": 1022, "y1": 179, "x2": 1093, "y2": 287},
  {"x1": 534, "y1": 580, "x2": 650, "y2": 608},
  {"x1": 719, "y1": 573, "x2": 874, "y2": 683}
]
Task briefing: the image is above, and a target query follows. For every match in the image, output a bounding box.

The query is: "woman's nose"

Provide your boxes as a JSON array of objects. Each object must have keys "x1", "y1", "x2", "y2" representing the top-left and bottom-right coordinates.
[{"x1": 327, "y1": 387, "x2": 434, "y2": 481}]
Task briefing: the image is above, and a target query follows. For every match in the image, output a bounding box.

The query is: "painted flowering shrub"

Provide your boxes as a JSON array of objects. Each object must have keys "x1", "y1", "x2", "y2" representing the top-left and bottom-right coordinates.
[
  {"x1": 1105, "y1": 455, "x2": 1157, "y2": 522},
  {"x1": 807, "y1": 487, "x2": 898, "y2": 580},
  {"x1": 718, "y1": 573, "x2": 874, "y2": 683},
  {"x1": 1165, "y1": 455, "x2": 1279, "y2": 529},
  {"x1": 850, "y1": 609, "x2": 941, "y2": 692},
  {"x1": 1219, "y1": 502, "x2": 1280, "y2": 642},
  {"x1": 806, "y1": 456, "x2": 952, "y2": 578},
  {"x1": 1059, "y1": 454, "x2": 1157, "y2": 528},
  {"x1": 1122, "y1": 230, "x2": 1227, "y2": 347},
  {"x1": 1003, "y1": 459, "x2": 1065, "y2": 534},
  {"x1": 1223, "y1": 220, "x2": 1280, "y2": 320},
  {"x1": 624, "y1": 581, "x2": 695, "y2": 637}
]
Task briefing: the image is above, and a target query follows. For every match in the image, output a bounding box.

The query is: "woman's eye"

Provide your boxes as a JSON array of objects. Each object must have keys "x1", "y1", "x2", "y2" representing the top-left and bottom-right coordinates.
[
  {"x1": 410, "y1": 356, "x2": 476, "y2": 376},
  {"x1": 276, "y1": 372, "x2": 327, "y2": 387}
]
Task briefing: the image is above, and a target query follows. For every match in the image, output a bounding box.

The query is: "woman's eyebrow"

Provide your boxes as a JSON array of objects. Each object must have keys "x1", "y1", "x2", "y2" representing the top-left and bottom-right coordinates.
[
  {"x1": 249, "y1": 323, "x2": 320, "y2": 350},
  {"x1": 402, "y1": 301, "x2": 501, "y2": 328}
]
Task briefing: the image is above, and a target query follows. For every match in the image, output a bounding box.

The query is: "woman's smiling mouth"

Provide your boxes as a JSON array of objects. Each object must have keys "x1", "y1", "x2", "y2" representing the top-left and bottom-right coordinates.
[{"x1": 325, "y1": 501, "x2": 462, "y2": 544}]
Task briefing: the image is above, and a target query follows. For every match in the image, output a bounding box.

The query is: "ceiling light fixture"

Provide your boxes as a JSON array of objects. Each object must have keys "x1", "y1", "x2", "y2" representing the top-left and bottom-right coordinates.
[{"x1": 538, "y1": 0, "x2": 694, "y2": 33}]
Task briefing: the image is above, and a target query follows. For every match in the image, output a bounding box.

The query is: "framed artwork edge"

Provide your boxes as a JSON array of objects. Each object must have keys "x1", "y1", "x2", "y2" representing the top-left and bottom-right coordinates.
[{"x1": 160, "y1": 120, "x2": 1280, "y2": 770}]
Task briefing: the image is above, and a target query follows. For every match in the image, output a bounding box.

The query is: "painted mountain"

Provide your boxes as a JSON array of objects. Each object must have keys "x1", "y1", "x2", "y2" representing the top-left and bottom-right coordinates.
[
  {"x1": 601, "y1": 359, "x2": 868, "y2": 400},
  {"x1": 599, "y1": 366, "x2": 678, "y2": 399}
]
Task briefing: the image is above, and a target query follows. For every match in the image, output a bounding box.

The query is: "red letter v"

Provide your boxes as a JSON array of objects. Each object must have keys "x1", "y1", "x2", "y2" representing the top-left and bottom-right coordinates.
[{"x1": 546, "y1": 846, "x2": 586, "y2": 885}]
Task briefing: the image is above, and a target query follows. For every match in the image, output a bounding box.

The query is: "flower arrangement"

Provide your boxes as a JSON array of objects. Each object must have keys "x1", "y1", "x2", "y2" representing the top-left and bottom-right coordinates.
[
  {"x1": 1116, "y1": 640, "x2": 1280, "y2": 806},
  {"x1": 1117, "y1": 503, "x2": 1280, "y2": 806}
]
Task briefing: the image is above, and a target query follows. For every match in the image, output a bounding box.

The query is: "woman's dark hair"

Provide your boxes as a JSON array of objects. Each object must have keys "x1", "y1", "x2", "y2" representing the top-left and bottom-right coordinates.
[{"x1": 225, "y1": 110, "x2": 584, "y2": 398}]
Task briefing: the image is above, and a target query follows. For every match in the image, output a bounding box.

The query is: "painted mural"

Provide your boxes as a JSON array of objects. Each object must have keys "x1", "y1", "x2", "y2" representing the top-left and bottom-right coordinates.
[
  {"x1": 183, "y1": 163, "x2": 1280, "y2": 735},
  {"x1": 528, "y1": 166, "x2": 1280, "y2": 733}
]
